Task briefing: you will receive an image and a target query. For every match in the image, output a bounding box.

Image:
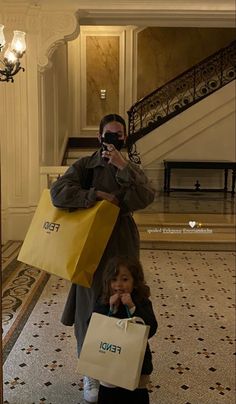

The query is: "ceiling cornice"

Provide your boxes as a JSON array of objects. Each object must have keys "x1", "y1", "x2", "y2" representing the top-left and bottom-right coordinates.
[
  {"x1": 77, "y1": 9, "x2": 236, "y2": 27},
  {"x1": 1, "y1": 1, "x2": 234, "y2": 28}
]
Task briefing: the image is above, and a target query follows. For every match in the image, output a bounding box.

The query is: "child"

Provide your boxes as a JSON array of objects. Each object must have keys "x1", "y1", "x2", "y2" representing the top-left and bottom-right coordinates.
[{"x1": 93, "y1": 255, "x2": 158, "y2": 404}]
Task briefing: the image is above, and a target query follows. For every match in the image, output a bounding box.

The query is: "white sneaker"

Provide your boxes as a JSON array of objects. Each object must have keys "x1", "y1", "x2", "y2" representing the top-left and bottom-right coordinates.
[{"x1": 83, "y1": 376, "x2": 99, "y2": 403}]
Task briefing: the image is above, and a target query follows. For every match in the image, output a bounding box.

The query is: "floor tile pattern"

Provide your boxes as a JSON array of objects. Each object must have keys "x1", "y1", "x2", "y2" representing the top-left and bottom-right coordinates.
[
  {"x1": 2, "y1": 259, "x2": 49, "y2": 359},
  {"x1": 3, "y1": 250, "x2": 235, "y2": 404},
  {"x1": 2, "y1": 241, "x2": 22, "y2": 271}
]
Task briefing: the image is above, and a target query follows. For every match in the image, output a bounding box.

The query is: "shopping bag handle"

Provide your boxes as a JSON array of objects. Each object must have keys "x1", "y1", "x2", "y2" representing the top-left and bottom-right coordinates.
[
  {"x1": 108, "y1": 304, "x2": 132, "y2": 318},
  {"x1": 116, "y1": 316, "x2": 145, "y2": 332},
  {"x1": 125, "y1": 304, "x2": 132, "y2": 318}
]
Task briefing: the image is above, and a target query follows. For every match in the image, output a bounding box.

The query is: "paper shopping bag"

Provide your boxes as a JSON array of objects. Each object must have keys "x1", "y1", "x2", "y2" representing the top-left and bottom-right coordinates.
[
  {"x1": 78, "y1": 313, "x2": 150, "y2": 390},
  {"x1": 18, "y1": 189, "x2": 119, "y2": 287}
]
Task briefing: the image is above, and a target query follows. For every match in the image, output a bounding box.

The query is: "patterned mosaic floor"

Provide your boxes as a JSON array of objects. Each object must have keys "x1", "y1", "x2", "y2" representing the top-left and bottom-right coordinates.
[
  {"x1": 2, "y1": 241, "x2": 22, "y2": 272},
  {"x1": 2, "y1": 249, "x2": 235, "y2": 404}
]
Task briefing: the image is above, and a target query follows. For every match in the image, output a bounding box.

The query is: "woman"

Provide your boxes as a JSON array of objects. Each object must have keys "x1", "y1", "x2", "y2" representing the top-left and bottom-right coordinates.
[{"x1": 50, "y1": 113, "x2": 155, "y2": 403}]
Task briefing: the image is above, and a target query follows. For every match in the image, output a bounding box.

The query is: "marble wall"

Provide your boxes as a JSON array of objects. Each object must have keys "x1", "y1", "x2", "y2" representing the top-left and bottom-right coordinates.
[
  {"x1": 137, "y1": 27, "x2": 236, "y2": 99},
  {"x1": 86, "y1": 36, "x2": 119, "y2": 126}
]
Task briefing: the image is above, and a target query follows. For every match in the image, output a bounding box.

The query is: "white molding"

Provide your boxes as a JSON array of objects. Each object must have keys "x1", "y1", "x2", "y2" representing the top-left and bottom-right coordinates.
[
  {"x1": 119, "y1": 30, "x2": 125, "y2": 116},
  {"x1": 68, "y1": 37, "x2": 81, "y2": 137},
  {"x1": 77, "y1": 10, "x2": 235, "y2": 28},
  {"x1": 58, "y1": 134, "x2": 69, "y2": 165},
  {"x1": 39, "y1": 71, "x2": 46, "y2": 165},
  {"x1": 75, "y1": 0, "x2": 235, "y2": 9},
  {"x1": 132, "y1": 27, "x2": 146, "y2": 104},
  {"x1": 3, "y1": 0, "x2": 231, "y2": 13},
  {"x1": 2, "y1": 207, "x2": 36, "y2": 241},
  {"x1": 53, "y1": 66, "x2": 59, "y2": 164},
  {"x1": 0, "y1": 64, "x2": 30, "y2": 208},
  {"x1": 124, "y1": 26, "x2": 136, "y2": 112},
  {"x1": 0, "y1": 81, "x2": 8, "y2": 215},
  {"x1": 37, "y1": 11, "x2": 80, "y2": 71}
]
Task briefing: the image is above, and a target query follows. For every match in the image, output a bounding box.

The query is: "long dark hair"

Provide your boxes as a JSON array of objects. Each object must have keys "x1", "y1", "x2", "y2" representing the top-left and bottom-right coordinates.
[
  {"x1": 99, "y1": 113, "x2": 127, "y2": 135},
  {"x1": 101, "y1": 256, "x2": 150, "y2": 304}
]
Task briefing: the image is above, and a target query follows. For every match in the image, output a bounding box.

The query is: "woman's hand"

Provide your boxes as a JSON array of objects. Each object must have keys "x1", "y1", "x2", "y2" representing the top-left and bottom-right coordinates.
[
  {"x1": 101, "y1": 143, "x2": 128, "y2": 170},
  {"x1": 96, "y1": 191, "x2": 119, "y2": 206}
]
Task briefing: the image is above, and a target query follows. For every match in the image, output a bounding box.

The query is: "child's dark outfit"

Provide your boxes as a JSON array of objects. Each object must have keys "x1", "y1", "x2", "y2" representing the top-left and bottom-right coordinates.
[{"x1": 93, "y1": 291, "x2": 158, "y2": 404}]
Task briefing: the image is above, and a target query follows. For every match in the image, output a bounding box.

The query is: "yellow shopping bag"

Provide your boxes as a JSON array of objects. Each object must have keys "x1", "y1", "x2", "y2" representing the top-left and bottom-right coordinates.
[{"x1": 18, "y1": 189, "x2": 119, "y2": 287}]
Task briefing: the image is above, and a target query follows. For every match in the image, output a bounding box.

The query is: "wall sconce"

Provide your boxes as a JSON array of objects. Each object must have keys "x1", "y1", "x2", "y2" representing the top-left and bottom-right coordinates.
[
  {"x1": 100, "y1": 89, "x2": 106, "y2": 100},
  {"x1": 0, "y1": 24, "x2": 26, "y2": 83}
]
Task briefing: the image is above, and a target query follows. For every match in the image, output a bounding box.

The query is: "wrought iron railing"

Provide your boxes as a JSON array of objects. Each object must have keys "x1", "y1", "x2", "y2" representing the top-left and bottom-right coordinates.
[{"x1": 127, "y1": 40, "x2": 236, "y2": 163}]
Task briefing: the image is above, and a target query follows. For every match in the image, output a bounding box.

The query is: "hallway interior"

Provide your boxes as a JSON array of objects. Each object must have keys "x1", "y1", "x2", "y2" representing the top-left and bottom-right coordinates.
[
  {"x1": 1, "y1": 2, "x2": 235, "y2": 403},
  {"x1": 2, "y1": 192, "x2": 235, "y2": 404}
]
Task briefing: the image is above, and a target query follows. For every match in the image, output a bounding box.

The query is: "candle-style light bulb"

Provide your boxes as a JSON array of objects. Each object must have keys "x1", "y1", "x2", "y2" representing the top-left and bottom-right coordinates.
[
  {"x1": 11, "y1": 30, "x2": 26, "y2": 56},
  {"x1": 0, "y1": 24, "x2": 6, "y2": 48},
  {"x1": 4, "y1": 45, "x2": 18, "y2": 64}
]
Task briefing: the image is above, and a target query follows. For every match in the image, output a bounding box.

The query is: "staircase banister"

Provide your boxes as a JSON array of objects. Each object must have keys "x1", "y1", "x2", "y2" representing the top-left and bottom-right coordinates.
[{"x1": 128, "y1": 39, "x2": 236, "y2": 114}]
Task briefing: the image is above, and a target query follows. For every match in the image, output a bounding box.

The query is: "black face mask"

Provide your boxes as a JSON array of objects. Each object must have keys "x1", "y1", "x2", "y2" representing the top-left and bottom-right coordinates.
[{"x1": 101, "y1": 132, "x2": 125, "y2": 151}]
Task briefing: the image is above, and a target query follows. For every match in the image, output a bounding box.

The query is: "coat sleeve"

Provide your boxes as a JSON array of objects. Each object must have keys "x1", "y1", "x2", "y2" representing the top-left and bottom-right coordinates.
[
  {"x1": 50, "y1": 160, "x2": 97, "y2": 209},
  {"x1": 93, "y1": 303, "x2": 110, "y2": 316},
  {"x1": 134, "y1": 299, "x2": 158, "y2": 339},
  {"x1": 115, "y1": 162, "x2": 156, "y2": 211}
]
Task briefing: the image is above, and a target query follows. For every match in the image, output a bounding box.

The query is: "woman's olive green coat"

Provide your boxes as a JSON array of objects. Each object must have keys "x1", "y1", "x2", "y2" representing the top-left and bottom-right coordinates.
[{"x1": 50, "y1": 150, "x2": 155, "y2": 354}]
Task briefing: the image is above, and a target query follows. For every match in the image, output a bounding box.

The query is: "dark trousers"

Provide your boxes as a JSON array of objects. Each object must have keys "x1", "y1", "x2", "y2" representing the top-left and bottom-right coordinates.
[{"x1": 97, "y1": 385, "x2": 149, "y2": 404}]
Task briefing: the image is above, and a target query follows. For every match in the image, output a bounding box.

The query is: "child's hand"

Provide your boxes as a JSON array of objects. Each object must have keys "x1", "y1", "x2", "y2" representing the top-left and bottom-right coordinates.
[
  {"x1": 120, "y1": 293, "x2": 134, "y2": 309},
  {"x1": 109, "y1": 293, "x2": 120, "y2": 308}
]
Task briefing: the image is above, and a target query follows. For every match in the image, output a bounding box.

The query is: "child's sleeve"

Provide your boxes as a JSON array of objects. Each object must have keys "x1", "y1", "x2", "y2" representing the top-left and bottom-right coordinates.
[
  {"x1": 134, "y1": 299, "x2": 158, "y2": 338},
  {"x1": 93, "y1": 302, "x2": 110, "y2": 316}
]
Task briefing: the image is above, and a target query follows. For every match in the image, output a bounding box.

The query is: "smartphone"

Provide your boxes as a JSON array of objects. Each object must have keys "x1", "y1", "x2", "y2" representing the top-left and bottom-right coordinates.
[{"x1": 102, "y1": 132, "x2": 119, "y2": 151}]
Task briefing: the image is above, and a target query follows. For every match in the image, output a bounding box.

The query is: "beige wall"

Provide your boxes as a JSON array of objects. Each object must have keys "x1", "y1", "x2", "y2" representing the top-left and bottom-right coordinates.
[
  {"x1": 40, "y1": 43, "x2": 69, "y2": 165},
  {"x1": 137, "y1": 82, "x2": 235, "y2": 190},
  {"x1": 137, "y1": 27, "x2": 236, "y2": 99}
]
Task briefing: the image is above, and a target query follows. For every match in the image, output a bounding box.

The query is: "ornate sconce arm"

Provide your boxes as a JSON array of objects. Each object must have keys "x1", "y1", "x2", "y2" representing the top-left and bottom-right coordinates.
[{"x1": 0, "y1": 61, "x2": 24, "y2": 82}]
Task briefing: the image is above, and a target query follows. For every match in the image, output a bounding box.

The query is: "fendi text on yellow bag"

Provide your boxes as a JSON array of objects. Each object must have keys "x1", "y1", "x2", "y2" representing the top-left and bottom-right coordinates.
[{"x1": 18, "y1": 189, "x2": 119, "y2": 287}]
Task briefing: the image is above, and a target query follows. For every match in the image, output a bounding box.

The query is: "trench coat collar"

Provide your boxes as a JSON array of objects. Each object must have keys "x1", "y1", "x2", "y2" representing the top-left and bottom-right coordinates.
[{"x1": 86, "y1": 149, "x2": 107, "y2": 168}]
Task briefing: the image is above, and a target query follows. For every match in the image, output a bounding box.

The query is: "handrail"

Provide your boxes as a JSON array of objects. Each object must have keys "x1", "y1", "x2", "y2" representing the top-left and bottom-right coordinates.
[
  {"x1": 40, "y1": 166, "x2": 67, "y2": 191},
  {"x1": 127, "y1": 40, "x2": 236, "y2": 163}
]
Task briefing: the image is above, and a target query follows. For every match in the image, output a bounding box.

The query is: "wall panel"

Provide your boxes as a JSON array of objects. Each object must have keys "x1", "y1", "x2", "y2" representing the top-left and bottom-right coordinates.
[{"x1": 86, "y1": 36, "x2": 119, "y2": 126}]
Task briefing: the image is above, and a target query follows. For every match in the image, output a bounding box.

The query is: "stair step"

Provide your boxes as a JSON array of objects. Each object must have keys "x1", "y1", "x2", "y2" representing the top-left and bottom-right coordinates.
[
  {"x1": 133, "y1": 212, "x2": 234, "y2": 225},
  {"x1": 134, "y1": 210, "x2": 235, "y2": 251},
  {"x1": 139, "y1": 230, "x2": 235, "y2": 251},
  {"x1": 139, "y1": 240, "x2": 235, "y2": 251},
  {"x1": 139, "y1": 230, "x2": 235, "y2": 242}
]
